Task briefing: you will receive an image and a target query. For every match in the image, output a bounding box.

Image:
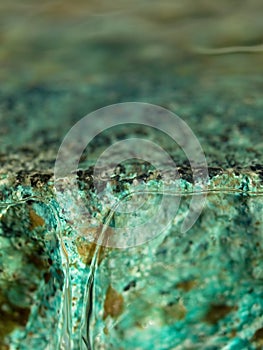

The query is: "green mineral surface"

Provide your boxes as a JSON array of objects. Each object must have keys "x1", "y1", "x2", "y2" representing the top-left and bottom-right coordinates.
[{"x1": 0, "y1": 1, "x2": 263, "y2": 349}]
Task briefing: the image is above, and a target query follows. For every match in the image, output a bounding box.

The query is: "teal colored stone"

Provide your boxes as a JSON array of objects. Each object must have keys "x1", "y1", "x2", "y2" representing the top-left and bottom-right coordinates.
[{"x1": 0, "y1": 1, "x2": 263, "y2": 349}]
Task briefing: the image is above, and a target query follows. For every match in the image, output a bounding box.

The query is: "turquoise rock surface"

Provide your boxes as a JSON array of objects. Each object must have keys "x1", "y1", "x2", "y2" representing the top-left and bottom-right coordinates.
[{"x1": 0, "y1": 1, "x2": 263, "y2": 349}]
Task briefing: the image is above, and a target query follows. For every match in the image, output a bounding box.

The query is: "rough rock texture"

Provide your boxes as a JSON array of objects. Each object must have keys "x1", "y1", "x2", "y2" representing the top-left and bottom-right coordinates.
[{"x1": 0, "y1": 1, "x2": 263, "y2": 349}]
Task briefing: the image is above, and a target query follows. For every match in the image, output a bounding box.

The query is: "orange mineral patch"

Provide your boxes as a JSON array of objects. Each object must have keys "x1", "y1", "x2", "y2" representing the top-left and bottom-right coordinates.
[
  {"x1": 29, "y1": 209, "x2": 45, "y2": 230},
  {"x1": 78, "y1": 224, "x2": 115, "y2": 245},
  {"x1": 76, "y1": 224, "x2": 115, "y2": 265},
  {"x1": 252, "y1": 327, "x2": 263, "y2": 347},
  {"x1": 204, "y1": 304, "x2": 236, "y2": 324},
  {"x1": 103, "y1": 285, "x2": 124, "y2": 320},
  {"x1": 176, "y1": 280, "x2": 197, "y2": 292},
  {"x1": 76, "y1": 239, "x2": 107, "y2": 265}
]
